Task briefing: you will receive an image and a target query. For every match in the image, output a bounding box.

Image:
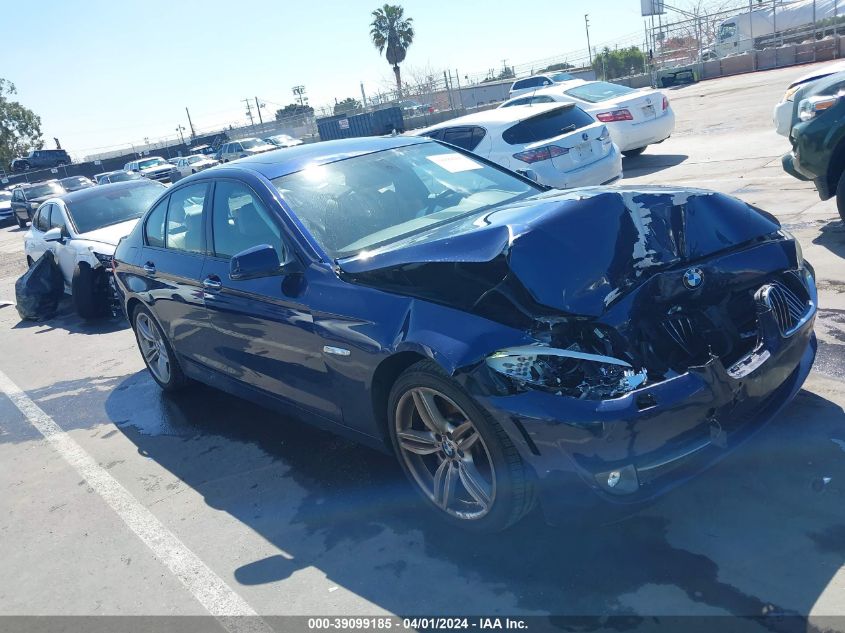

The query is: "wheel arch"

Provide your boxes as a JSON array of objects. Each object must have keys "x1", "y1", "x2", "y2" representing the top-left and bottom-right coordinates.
[
  {"x1": 826, "y1": 134, "x2": 845, "y2": 197},
  {"x1": 370, "y1": 351, "x2": 429, "y2": 445}
]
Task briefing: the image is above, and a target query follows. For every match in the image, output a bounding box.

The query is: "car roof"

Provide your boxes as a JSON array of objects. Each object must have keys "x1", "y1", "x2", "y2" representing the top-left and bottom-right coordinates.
[
  {"x1": 230, "y1": 135, "x2": 429, "y2": 179},
  {"x1": 51, "y1": 179, "x2": 163, "y2": 204},
  {"x1": 414, "y1": 102, "x2": 579, "y2": 134}
]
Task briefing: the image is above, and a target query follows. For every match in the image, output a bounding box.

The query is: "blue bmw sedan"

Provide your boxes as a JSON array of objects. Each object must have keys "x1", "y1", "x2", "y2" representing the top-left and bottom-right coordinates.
[{"x1": 113, "y1": 136, "x2": 817, "y2": 531}]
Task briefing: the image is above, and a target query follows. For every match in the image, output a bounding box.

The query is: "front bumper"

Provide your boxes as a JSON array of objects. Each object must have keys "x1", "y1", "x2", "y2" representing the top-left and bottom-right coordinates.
[{"x1": 474, "y1": 279, "x2": 817, "y2": 525}]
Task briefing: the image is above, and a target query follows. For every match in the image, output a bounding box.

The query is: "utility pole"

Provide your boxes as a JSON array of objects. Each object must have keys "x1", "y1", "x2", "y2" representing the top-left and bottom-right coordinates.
[
  {"x1": 254, "y1": 97, "x2": 265, "y2": 127},
  {"x1": 185, "y1": 107, "x2": 196, "y2": 140},
  {"x1": 242, "y1": 98, "x2": 255, "y2": 129},
  {"x1": 360, "y1": 82, "x2": 368, "y2": 109},
  {"x1": 292, "y1": 85, "x2": 306, "y2": 107},
  {"x1": 585, "y1": 14, "x2": 592, "y2": 65},
  {"x1": 443, "y1": 71, "x2": 454, "y2": 110}
]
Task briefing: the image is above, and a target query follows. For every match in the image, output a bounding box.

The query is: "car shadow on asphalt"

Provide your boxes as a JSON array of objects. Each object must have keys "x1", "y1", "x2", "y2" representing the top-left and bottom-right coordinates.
[
  {"x1": 813, "y1": 221, "x2": 845, "y2": 261},
  {"x1": 621, "y1": 153, "x2": 688, "y2": 178},
  {"x1": 11, "y1": 297, "x2": 128, "y2": 335},
  {"x1": 40, "y1": 368, "x2": 838, "y2": 618}
]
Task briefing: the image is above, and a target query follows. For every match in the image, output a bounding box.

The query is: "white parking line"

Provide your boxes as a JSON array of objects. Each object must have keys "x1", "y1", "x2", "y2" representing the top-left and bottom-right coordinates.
[{"x1": 0, "y1": 368, "x2": 274, "y2": 633}]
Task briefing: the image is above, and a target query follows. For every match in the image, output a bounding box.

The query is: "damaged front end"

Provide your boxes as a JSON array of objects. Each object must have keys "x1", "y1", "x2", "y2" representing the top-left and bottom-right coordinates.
[{"x1": 339, "y1": 187, "x2": 818, "y2": 516}]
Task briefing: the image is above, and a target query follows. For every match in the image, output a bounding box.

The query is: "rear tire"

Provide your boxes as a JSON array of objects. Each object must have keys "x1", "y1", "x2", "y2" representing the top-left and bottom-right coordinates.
[
  {"x1": 836, "y1": 169, "x2": 845, "y2": 223},
  {"x1": 131, "y1": 305, "x2": 190, "y2": 392},
  {"x1": 16, "y1": 215, "x2": 27, "y2": 229},
  {"x1": 72, "y1": 264, "x2": 107, "y2": 319},
  {"x1": 622, "y1": 146, "x2": 647, "y2": 157},
  {"x1": 387, "y1": 360, "x2": 535, "y2": 532},
  {"x1": 26, "y1": 256, "x2": 34, "y2": 268}
]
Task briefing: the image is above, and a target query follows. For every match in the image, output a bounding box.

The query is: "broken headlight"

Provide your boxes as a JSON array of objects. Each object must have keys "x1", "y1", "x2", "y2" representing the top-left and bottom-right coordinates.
[{"x1": 486, "y1": 345, "x2": 647, "y2": 400}]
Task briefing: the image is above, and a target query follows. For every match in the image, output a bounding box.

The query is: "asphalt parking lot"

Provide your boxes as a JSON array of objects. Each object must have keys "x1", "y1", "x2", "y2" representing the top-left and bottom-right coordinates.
[{"x1": 1, "y1": 63, "x2": 845, "y2": 628}]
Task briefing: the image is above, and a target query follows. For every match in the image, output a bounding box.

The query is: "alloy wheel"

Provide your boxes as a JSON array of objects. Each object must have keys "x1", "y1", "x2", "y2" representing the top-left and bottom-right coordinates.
[
  {"x1": 395, "y1": 387, "x2": 496, "y2": 520},
  {"x1": 135, "y1": 312, "x2": 171, "y2": 383}
]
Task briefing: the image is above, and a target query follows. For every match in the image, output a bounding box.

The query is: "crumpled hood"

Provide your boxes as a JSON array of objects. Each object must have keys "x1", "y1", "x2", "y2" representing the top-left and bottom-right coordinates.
[
  {"x1": 77, "y1": 218, "x2": 140, "y2": 248},
  {"x1": 338, "y1": 186, "x2": 781, "y2": 318}
]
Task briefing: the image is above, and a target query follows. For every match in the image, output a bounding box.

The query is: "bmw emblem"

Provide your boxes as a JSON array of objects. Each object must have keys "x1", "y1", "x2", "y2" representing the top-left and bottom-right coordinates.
[
  {"x1": 582, "y1": 132, "x2": 589, "y2": 141},
  {"x1": 683, "y1": 268, "x2": 703, "y2": 289}
]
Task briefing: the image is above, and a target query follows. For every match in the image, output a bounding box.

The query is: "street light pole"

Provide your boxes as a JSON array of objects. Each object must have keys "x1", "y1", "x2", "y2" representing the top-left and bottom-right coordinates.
[
  {"x1": 585, "y1": 14, "x2": 593, "y2": 65},
  {"x1": 175, "y1": 125, "x2": 186, "y2": 145}
]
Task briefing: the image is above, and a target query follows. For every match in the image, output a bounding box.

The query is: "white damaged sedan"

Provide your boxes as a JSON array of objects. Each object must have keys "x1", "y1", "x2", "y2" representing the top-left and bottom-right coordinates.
[{"x1": 24, "y1": 179, "x2": 165, "y2": 318}]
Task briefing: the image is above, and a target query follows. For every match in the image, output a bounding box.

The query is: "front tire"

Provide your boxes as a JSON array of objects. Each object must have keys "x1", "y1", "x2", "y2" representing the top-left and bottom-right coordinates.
[
  {"x1": 387, "y1": 360, "x2": 534, "y2": 532},
  {"x1": 836, "y1": 169, "x2": 845, "y2": 222},
  {"x1": 622, "y1": 146, "x2": 647, "y2": 157},
  {"x1": 131, "y1": 305, "x2": 189, "y2": 392},
  {"x1": 72, "y1": 264, "x2": 108, "y2": 319}
]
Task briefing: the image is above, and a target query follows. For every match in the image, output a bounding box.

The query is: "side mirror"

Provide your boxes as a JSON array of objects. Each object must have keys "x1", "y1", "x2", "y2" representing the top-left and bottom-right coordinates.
[
  {"x1": 43, "y1": 227, "x2": 64, "y2": 243},
  {"x1": 230, "y1": 244, "x2": 300, "y2": 280}
]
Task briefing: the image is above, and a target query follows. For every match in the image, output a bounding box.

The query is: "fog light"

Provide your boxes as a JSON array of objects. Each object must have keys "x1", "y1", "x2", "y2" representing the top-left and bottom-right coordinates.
[{"x1": 607, "y1": 471, "x2": 621, "y2": 488}]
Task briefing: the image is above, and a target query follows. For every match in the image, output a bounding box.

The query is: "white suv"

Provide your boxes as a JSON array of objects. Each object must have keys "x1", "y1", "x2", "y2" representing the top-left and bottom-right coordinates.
[{"x1": 218, "y1": 138, "x2": 276, "y2": 162}]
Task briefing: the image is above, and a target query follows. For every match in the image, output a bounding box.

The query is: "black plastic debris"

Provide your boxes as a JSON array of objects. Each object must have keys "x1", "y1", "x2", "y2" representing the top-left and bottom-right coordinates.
[{"x1": 15, "y1": 250, "x2": 64, "y2": 321}]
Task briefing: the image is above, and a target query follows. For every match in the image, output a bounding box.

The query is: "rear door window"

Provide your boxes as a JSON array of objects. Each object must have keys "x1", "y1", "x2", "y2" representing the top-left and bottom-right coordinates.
[
  {"x1": 166, "y1": 183, "x2": 209, "y2": 254},
  {"x1": 144, "y1": 197, "x2": 168, "y2": 248},
  {"x1": 502, "y1": 106, "x2": 595, "y2": 144}
]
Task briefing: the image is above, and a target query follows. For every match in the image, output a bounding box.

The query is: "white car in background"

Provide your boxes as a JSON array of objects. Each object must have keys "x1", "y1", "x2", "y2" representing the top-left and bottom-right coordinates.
[
  {"x1": 218, "y1": 138, "x2": 276, "y2": 162},
  {"x1": 413, "y1": 102, "x2": 622, "y2": 189},
  {"x1": 508, "y1": 71, "x2": 578, "y2": 98},
  {"x1": 500, "y1": 80, "x2": 675, "y2": 157},
  {"x1": 23, "y1": 180, "x2": 166, "y2": 318},
  {"x1": 0, "y1": 190, "x2": 12, "y2": 224},
  {"x1": 773, "y1": 61, "x2": 845, "y2": 136},
  {"x1": 172, "y1": 154, "x2": 219, "y2": 179},
  {"x1": 264, "y1": 134, "x2": 304, "y2": 148}
]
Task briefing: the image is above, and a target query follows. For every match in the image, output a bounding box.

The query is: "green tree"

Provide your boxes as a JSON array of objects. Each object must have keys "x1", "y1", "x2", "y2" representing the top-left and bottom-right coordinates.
[
  {"x1": 0, "y1": 78, "x2": 42, "y2": 169},
  {"x1": 592, "y1": 46, "x2": 646, "y2": 80},
  {"x1": 334, "y1": 97, "x2": 362, "y2": 115},
  {"x1": 275, "y1": 103, "x2": 314, "y2": 121},
  {"x1": 370, "y1": 4, "x2": 414, "y2": 96}
]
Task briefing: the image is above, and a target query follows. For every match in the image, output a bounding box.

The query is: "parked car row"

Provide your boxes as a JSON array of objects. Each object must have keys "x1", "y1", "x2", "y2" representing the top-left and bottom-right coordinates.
[{"x1": 411, "y1": 79, "x2": 674, "y2": 190}]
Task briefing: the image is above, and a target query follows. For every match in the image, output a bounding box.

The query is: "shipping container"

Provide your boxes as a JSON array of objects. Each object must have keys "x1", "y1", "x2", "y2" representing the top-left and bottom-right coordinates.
[{"x1": 317, "y1": 106, "x2": 404, "y2": 141}]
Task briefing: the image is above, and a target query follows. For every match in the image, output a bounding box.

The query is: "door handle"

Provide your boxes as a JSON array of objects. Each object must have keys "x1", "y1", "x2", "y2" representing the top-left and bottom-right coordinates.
[
  {"x1": 143, "y1": 262, "x2": 156, "y2": 275},
  {"x1": 202, "y1": 276, "x2": 222, "y2": 291}
]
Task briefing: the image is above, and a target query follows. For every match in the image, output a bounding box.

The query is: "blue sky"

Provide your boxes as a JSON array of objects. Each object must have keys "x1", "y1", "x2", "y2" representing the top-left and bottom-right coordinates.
[{"x1": 5, "y1": 0, "x2": 652, "y2": 156}]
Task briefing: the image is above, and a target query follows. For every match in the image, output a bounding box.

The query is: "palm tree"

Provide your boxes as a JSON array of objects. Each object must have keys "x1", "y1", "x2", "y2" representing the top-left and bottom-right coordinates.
[{"x1": 370, "y1": 4, "x2": 414, "y2": 96}]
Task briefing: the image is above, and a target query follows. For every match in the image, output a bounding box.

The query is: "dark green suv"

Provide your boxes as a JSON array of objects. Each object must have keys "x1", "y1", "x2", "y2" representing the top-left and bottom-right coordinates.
[{"x1": 782, "y1": 71, "x2": 845, "y2": 220}]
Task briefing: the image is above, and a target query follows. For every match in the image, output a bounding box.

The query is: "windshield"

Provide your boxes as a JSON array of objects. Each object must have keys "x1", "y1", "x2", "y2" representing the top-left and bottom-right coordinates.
[
  {"x1": 719, "y1": 22, "x2": 737, "y2": 41},
  {"x1": 241, "y1": 139, "x2": 264, "y2": 149},
  {"x1": 563, "y1": 81, "x2": 637, "y2": 103},
  {"x1": 188, "y1": 156, "x2": 204, "y2": 164},
  {"x1": 28, "y1": 182, "x2": 65, "y2": 198},
  {"x1": 60, "y1": 177, "x2": 92, "y2": 191},
  {"x1": 272, "y1": 142, "x2": 539, "y2": 259},
  {"x1": 67, "y1": 182, "x2": 165, "y2": 234},
  {"x1": 110, "y1": 171, "x2": 142, "y2": 182},
  {"x1": 550, "y1": 72, "x2": 575, "y2": 82},
  {"x1": 138, "y1": 158, "x2": 166, "y2": 169}
]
